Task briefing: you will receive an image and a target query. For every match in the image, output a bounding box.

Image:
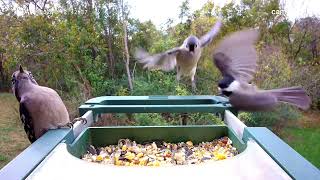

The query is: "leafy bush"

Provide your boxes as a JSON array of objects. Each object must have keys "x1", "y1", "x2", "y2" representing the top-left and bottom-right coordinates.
[
  {"x1": 238, "y1": 104, "x2": 302, "y2": 127},
  {"x1": 133, "y1": 113, "x2": 169, "y2": 126},
  {"x1": 132, "y1": 112, "x2": 223, "y2": 126}
]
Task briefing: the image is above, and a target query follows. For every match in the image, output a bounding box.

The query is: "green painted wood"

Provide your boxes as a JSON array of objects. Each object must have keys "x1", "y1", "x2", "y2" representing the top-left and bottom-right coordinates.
[
  {"x1": 0, "y1": 129, "x2": 74, "y2": 180},
  {"x1": 67, "y1": 125, "x2": 246, "y2": 159},
  {"x1": 79, "y1": 104, "x2": 233, "y2": 116},
  {"x1": 85, "y1": 95, "x2": 230, "y2": 105},
  {"x1": 227, "y1": 128, "x2": 246, "y2": 152},
  {"x1": 243, "y1": 127, "x2": 320, "y2": 180},
  {"x1": 79, "y1": 96, "x2": 235, "y2": 117}
]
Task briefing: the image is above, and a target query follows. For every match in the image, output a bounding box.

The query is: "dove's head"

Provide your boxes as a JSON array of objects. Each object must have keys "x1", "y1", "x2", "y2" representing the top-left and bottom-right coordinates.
[{"x1": 185, "y1": 36, "x2": 200, "y2": 53}]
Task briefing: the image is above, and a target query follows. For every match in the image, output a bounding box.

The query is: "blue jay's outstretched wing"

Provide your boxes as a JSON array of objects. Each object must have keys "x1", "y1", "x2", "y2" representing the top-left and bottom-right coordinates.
[
  {"x1": 200, "y1": 20, "x2": 222, "y2": 48},
  {"x1": 135, "y1": 47, "x2": 181, "y2": 71}
]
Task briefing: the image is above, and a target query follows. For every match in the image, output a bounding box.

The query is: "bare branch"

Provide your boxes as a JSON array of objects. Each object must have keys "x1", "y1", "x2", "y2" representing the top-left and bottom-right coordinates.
[{"x1": 293, "y1": 30, "x2": 307, "y2": 60}]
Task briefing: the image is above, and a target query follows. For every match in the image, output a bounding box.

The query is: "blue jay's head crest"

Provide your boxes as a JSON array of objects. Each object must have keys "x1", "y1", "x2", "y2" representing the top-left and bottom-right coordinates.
[{"x1": 186, "y1": 35, "x2": 199, "y2": 52}]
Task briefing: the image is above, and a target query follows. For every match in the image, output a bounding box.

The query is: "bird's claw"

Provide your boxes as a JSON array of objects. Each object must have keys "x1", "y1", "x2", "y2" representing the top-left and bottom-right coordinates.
[
  {"x1": 57, "y1": 122, "x2": 73, "y2": 129},
  {"x1": 71, "y1": 117, "x2": 88, "y2": 126},
  {"x1": 58, "y1": 117, "x2": 87, "y2": 129}
]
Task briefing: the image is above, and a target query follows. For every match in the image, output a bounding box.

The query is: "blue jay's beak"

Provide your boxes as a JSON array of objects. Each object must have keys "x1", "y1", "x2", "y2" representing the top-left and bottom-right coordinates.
[{"x1": 189, "y1": 44, "x2": 195, "y2": 52}]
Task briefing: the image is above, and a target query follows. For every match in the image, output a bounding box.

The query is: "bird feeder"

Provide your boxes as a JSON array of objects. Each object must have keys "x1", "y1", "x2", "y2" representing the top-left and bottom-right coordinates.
[{"x1": 0, "y1": 96, "x2": 319, "y2": 180}]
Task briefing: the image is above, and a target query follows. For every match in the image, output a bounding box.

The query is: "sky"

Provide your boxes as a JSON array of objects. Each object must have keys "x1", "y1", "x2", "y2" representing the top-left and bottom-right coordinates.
[{"x1": 127, "y1": 0, "x2": 320, "y2": 28}]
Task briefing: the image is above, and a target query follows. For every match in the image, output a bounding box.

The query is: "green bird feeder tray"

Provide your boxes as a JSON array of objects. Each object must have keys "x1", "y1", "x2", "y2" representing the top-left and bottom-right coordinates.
[{"x1": 0, "y1": 96, "x2": 319, "y2": 180}]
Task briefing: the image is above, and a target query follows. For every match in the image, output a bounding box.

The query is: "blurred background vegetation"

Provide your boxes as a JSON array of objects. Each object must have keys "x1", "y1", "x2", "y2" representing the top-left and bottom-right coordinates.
[{"x1": 0, "y1": 0, "x2": 319, "y2": 168}]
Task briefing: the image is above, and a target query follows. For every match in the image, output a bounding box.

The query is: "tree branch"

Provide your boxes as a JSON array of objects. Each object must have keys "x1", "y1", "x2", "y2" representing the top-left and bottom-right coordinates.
[{"x1": 293, "y1": 30, "x2": 307, "y2": 60}]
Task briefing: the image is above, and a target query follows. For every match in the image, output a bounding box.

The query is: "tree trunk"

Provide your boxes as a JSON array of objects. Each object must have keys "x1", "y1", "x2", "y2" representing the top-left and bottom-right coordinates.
[
  {"x1": 72, "y1": 63, "x2": 92, "y2": 100},
  {"x1": 123, "y1": 20, "x2": 133, "y2": 91},
  {"x1": 293, "y1": 30, "x2": 307, "y2": 60},
  {"x1": 105, "y1": 3, "x2": 115, "y2": 78},
  {"x1": 0, "y1": 53, "x2": 4, "y2": 90}
]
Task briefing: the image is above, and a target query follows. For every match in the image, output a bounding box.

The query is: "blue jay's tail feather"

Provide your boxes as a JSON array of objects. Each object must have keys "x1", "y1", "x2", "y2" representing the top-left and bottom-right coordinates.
[{"x1": 268, "y1": 86, "x2": 311, "y2": 110}]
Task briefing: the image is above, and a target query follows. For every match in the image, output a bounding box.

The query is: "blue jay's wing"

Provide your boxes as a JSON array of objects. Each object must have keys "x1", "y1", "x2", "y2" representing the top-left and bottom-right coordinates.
[
  {"x1": 200, "y1": 20, "x2": 222, "y2": 48},
  {"x1": 135, "y1": 47, "x2": 181, "y2": 72},
  {"x1": 213, "y1": 29, "x2": 259, "y2": 82},
  {"x1": 20, "y1": 101, "x2": 36, "y2": 143}
]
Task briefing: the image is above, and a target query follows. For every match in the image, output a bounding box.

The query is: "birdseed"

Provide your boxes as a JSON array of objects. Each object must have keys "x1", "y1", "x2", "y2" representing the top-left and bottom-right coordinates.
[{"x1": 82, "y1": 137, "x2": 238, "y2": 166}]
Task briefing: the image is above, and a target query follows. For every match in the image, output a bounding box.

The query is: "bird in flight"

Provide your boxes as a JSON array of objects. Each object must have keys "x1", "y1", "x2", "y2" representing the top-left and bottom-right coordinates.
[
  {"x1": 212, "y1": 29, "x2": 311, "y2": 111},
  {"x1": 136, "y1": 20, "x2": 222, "y2": 91}
]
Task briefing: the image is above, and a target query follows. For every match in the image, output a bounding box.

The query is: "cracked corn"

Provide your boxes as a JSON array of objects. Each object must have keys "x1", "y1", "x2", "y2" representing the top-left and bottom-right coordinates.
[{"x1": 82, "y1": 136, "x2": 238, "y2": 166}]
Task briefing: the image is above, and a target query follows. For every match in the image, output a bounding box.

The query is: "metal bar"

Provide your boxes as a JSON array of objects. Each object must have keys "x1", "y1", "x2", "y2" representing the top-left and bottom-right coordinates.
[
  {"x1": 0, "y1": 129, "x2": 73, "y2": 180},
  {"x1": 73, "y1": 110, "x2": 94, "y2": 138},
  {"x1": 224, "y1": 110, "x2": 246, "y2": 139}
]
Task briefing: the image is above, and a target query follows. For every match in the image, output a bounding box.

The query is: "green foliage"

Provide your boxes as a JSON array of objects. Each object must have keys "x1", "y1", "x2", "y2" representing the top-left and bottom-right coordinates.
[
  {"x1": 0, "y1": 154, "x2": 7, "y2": 162},
  {"x1": 255, "y1": 46, "x2": 292, "y2": 89},
  {"x1": 0, "y1": 0, "x2": 319, "y2": 114},
  {"x1": 134, "y1": 113, "x2": 169, "y2": 126},
  {"x1": 281, "y1": 127, "x2": 320, "y2": 168},
  {"x1": 239, "y1": 105, "x2": 301, "y2": 127},
  {"x1": 133, "y1": 112, "x2": 223, "y2": 126},
  {"x1": 188, "y1": 113, "x2": 224, "y2": 125}
]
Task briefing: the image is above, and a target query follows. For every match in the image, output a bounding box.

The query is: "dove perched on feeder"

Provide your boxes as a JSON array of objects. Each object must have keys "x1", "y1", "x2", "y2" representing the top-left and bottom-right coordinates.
[
  {"x1": 213, "y1": 29, "x2": 311, "y2": 111},
  {"x1": 136, "y1": 20, "x2": 222, "y2": 91},
  {"x1": 11, "y1": 65, "x2": 71, "y2": 143}
]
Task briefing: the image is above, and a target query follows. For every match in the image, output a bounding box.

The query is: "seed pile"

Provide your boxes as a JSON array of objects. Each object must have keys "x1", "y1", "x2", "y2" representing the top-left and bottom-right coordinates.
[{"x1": 82, "y1": 137, "x2": 238, "y2": 166}]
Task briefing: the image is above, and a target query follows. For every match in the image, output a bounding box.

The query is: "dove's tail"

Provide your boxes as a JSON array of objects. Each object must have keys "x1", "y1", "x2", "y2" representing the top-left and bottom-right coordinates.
[{"x1": 268, "y1": 86, "x2": 311, "y2": 110}]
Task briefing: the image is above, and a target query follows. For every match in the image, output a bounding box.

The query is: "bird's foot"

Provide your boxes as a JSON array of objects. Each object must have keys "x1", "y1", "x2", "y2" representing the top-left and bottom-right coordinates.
[{"x1": 58, "y1": 117, "x2": 87, "y2": 129}]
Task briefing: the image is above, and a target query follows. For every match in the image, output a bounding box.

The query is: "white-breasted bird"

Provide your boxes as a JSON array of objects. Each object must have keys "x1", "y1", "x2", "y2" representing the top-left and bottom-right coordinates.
[
  {"x1": 136, "y1": 20, "x2": 222, "y2": 91},
  {"x1": 11, "y1": 65, "x2": 71, "y2": 142},
  {"x1": 213, "y1": 29, "x2": 311, "y2": 111}
]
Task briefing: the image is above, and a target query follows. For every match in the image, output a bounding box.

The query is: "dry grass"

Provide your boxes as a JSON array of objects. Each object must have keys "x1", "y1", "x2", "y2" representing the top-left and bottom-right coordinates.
[{"x1": 0, "y1": 93, "x2": 30, "y2": 169}]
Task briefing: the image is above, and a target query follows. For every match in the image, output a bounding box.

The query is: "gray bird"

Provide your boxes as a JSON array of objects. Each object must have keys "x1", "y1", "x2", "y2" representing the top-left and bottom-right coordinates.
[
  {"x1": 213, "y1": 29, "x2": 311, "y2": 111},
  {"x1": 12, "y1": 65, "x2": 71, "y2": 142},
  {"x1": 136, "y1": 20, "x2": 222, "y2": 91}
]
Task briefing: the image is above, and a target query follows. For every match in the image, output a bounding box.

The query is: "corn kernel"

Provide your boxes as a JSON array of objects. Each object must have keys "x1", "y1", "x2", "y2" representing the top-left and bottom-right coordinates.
[
  {"x1": 216, "y1": 153, "x2": 226, "y2": 160},
  {"x1": 186, "y1": 141, "x2": 193, "y2": 146},
  {"x1": 137, "y1": 152, "x2": 144, "y2": 158},
  {"x1": 115, "y1": 160, "x2": 122, "y2": 166},
  {"x1": 122, "y1": 145, "x2": 127, "y2": 151},
  {"x1": 153, "y1": 160, "x2": 160, "y2": 166},
  {"x1": 96, "y1": 155, "x2": 103, "y2": 161},
  {"x1": 125, "y1": 152, "x2": 135, "y2": 161}
]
